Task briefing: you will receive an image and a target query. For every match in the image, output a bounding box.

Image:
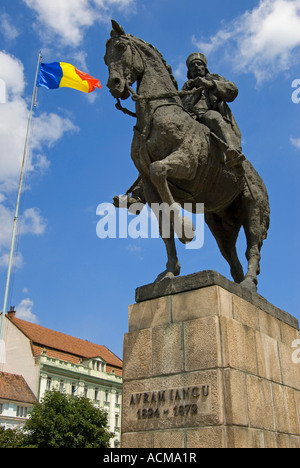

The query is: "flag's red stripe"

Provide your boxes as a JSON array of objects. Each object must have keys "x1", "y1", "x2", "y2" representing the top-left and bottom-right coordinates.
[{"x1": 75, "y1": 68, "x2": 101, "y2": 93}]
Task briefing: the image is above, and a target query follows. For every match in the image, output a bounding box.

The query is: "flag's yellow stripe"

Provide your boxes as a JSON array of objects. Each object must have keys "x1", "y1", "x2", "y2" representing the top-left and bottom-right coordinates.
[{"x1": 59, "y1": 63, "x2": 89, "y2": 93}]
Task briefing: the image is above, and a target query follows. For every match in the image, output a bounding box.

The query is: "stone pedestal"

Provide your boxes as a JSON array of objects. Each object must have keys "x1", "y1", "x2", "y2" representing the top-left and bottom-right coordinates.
[{"x1": 121, "y1": 271, "x2": 300, "y2": 448}]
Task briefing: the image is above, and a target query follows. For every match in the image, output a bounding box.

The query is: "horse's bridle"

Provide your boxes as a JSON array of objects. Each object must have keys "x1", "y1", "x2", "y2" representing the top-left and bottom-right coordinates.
[{"x1": 112, "y1": 34, "x2": 202, "y2": 118}]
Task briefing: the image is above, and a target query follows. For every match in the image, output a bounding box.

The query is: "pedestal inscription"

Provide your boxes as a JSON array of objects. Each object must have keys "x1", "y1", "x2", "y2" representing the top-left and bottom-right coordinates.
[
  {"x1": 122, "y1": 370, "x2": 222, "y2": 434},
  {"x1": 131, "y1": 384, "x2": 209, "y2": 419},
  {"x1": 132, "y1": 385, "x2": 206, "y2": 423}
]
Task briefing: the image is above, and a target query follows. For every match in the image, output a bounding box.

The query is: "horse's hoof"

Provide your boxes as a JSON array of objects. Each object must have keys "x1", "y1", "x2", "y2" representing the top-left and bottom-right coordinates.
[
  {"x1": 240, "y1": 277, "x2": 257, "y2": 293},
  {"x1": 113, "y1": 194, "x2": 129, "y2": 208},
  {"x1": 154, "y1": 271, "x2": 175, "y2": 283},
  {"x1": 177, "y1": 216, "x2": 195, "y2": 244}
]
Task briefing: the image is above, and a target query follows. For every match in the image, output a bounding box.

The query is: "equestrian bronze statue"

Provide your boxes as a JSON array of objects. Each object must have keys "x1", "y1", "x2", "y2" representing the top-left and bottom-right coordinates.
[{"x1": 104, "y1": 20, "x2": 270, "y2": 292}]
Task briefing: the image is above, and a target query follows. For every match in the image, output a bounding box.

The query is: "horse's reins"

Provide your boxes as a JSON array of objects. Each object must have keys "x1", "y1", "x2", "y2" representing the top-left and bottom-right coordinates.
[{"x1": 115, "y1": 86, "x2": 203, "y2": 118}]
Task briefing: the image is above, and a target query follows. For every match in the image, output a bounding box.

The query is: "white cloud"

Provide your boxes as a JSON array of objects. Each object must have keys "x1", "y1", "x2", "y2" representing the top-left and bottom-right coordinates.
[
  {"x1": 0, "y1": 201, "x2": 25, "y2": 268},
  {"x1": 24, "y1": 0, "x2": 95, "y2": 46},
  {"x1": 0, "y1": 13, "x2": 20, "y2": 41},
  {"x1": 31, "y1": 112, "x2": 79, "y2": 151},
  {"x1": 73, "y1": 51, "x2": 89, "y2": 71},
  {"x1": 192, "y1": 0, "x2": 300, "y2": 83},
  {"x1": 23, "y1": 0, "x2": 136, "y2": 47},
  {"x1": 192, "y1": 30, "x2": 232, "y2": 56},
  {"x1": 0, "y1": 51, "x2": 78, "y2": 268},
  {"x1": 0, "y1": 251, "x2": 24, "y2": 270},
  {"x1": 0, "y1": 51, "x2": 25, "y2": 97},
  {"x1": 15, "y1": 298, "x2": 38, "y2": 323},
  {"x1": 0, "y1": 97, "x2": 32, "y2": 192},
  {"x1": 174, "y1": 62, "x2": 186, "y2": 82},
  {"x1": 290, "y1": 137, "x2": 300, "y2": 149},
  {"x1": 0, "y1": 204, "x2": 46, "y2": 269},
  {"x1": 0, "y1": 52, "x2": 79, "y2": 193},
  {"x1": 0, "y1": 204, "x2": 16, "y2": 251},
  {"x1": 21, "y1": 208, "x2": 47, "y2": 236}
]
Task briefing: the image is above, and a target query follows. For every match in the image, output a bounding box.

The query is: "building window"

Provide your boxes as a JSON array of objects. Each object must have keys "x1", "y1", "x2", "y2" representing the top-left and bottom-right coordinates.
[
  {"x1": 71, "y1": 383, "x2": 77, "y2": 395},
  {"x1": 59, "y1": 380, "x2": 65, "y2": 393},
  {"x1": 105, "y1": 390, "x2": 109, "y2": 403},
  {"x1": 84, "y1": 386, "x2": 88, "y2": 398},
  {"x1": 94, "y1": 388, "x2": 99, "y2": 401},
  {"x1": 0, "y1": 403, "x2": 3, "y2": 414},
  {"x1": 92, "y1": 360, "x2": 106, "y2": 372},
  {"x1": 17, "y1": 406, "x2": 28, "y2": 418},
  {"x1": 46, "y1": 377, "x2": 52, "y2": 391},
  {"x1": 115, "y1": 393, "x2": 120, "y2": 405},
  {"x1": 115, "y1": 414, "x2": 119, "y2": 429}
]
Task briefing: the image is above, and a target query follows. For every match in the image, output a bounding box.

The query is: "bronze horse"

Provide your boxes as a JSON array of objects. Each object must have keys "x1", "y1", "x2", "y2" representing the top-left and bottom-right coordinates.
[{"x1": 104, "y1": 21, "x2": 270, "y2": 292}]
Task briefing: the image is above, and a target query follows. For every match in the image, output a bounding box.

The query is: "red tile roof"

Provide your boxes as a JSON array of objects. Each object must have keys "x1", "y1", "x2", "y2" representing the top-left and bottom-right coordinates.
[
  {"x1": 0, "y1": 371, "x2": 37, "y2": 404},
  {"x1": 7, "y1": 315, "x2": 122, "y2": 371},
  {"x1": 32, "y1": 345, "x2": 81, "y2": 364}
]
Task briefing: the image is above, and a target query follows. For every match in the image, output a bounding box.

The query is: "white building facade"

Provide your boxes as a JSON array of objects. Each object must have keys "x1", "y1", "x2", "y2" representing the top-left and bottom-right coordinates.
[
  {"x1": 38, "y1": 353, "x2": 122, "y2": 445},
  {"x1": 0, "y1": 397, "x2": 33, "y2": 429},
  {"x1": 0, "y1": 371, "x2": 37, "y2": 430}
]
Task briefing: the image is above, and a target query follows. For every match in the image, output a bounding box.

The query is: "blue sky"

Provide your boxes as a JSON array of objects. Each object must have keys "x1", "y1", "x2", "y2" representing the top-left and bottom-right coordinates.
[{"x1": 0, "y1": 0, "x2": 299, "y2": 360}]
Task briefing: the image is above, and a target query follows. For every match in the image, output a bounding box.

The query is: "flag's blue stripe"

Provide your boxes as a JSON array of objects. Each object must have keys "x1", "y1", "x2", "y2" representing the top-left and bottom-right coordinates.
[{"x1": 37, "y1": 62, "x2": 63, "y2": 90}]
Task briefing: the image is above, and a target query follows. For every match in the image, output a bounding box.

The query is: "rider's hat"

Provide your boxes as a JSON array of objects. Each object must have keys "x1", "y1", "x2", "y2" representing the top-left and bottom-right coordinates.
[{"x1": 186, "y1": 52, "x2": 208, "y2": 69}]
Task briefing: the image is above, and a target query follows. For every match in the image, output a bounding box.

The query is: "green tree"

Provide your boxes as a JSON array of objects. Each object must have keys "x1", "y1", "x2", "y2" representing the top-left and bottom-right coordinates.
[
  {"x1": 23, "y1": 389, "x2": 114, "y2": 448},
  {"x1": 0, "y1": 427, "x2": 26, "y2": 448}
]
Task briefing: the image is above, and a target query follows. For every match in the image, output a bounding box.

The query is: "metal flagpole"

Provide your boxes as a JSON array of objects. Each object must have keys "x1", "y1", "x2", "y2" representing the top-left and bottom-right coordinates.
[{"x1": 0, "y1": 51, "x2": 42, "y2": 364}]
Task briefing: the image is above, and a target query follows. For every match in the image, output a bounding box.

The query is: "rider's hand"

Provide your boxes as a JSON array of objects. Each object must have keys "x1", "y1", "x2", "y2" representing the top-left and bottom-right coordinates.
[
  {"x1": 194, "y1": 77, "x2": 214, "y2": 90},
  {"x1": 182, "y1": 79, "x2": 196, "y2": 90}
]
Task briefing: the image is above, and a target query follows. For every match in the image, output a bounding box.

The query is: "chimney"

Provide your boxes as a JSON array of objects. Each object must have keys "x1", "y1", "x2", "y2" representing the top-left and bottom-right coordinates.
[{"x1": 7, "y1": 306, "x2": 16, "y2": 319}]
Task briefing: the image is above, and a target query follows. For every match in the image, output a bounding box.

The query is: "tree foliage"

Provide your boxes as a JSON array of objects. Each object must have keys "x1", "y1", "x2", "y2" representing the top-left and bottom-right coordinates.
[
  {"x1": 0, "y1": 390, "x2": 114, "y2": 448},
  {"x1": 0, "y1": 427, "x2": 26, "y2": 448}
]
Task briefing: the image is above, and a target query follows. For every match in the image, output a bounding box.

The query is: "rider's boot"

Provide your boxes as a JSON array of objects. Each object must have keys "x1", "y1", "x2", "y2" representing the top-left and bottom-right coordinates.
[
  {"x1": 225, "y1": 146, "x2": 246, "y2": 176},
  {"x1": 225, "y1": 146, "x2": 246, "y2": 166}
]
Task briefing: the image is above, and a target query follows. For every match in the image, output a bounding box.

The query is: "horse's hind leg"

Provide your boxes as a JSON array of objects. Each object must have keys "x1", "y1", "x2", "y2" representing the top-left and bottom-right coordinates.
[
  {"x1": 205, "y1": 212, "x2": 244, "y2": 283},
  {"x1": 240, "y1": 205, "x2": 264, "y2": 292}
]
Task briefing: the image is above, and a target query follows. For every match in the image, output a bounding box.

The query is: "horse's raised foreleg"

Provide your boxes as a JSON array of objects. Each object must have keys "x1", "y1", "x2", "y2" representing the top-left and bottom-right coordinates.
[
  {"x1": 142, "y1": 178, "x2": 181, "y2": 282},
  {"x1": 149, "y1": 152, "x2": 197, "y2": 244},
  {"x1": 155, "y1": 221, "x2": 181, "y2": 282}
]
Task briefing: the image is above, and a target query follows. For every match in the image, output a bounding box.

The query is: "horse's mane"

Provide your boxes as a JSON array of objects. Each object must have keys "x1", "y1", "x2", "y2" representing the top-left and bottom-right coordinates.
[{"x1": 128, "y1": 34, "x2": 179, "y2": 91}]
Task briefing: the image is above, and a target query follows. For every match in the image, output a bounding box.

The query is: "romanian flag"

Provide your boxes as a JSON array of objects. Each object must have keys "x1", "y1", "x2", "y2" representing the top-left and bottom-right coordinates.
[{"x1": 37, "y1": 62, "x2": 101, "y2": 93}]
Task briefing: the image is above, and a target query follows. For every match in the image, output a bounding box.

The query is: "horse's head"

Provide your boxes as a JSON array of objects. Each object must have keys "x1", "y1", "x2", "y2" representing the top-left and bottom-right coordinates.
[{"x1": 104, "y1": 20, "x2": 143, "y2": 100}]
